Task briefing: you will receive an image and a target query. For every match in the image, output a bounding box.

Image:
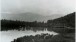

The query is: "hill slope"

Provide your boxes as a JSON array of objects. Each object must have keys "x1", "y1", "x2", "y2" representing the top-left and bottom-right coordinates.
[{"x1": 47, "y1": 12, "x2": 75, "y2": 28}]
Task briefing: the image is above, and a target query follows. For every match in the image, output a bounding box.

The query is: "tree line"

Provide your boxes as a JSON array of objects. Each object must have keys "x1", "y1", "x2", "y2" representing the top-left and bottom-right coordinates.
[
  {"x1": 1, "y1": 12, "x2": 75, "y2": 30},
  {"x1": 1, "y1": 19, "x2": 47, "y2": 30}
]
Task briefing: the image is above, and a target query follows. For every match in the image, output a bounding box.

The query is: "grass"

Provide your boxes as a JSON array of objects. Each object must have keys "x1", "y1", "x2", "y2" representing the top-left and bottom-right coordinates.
[{"x1": 12, "y1": 32, "x2": 75, "y2": 42}]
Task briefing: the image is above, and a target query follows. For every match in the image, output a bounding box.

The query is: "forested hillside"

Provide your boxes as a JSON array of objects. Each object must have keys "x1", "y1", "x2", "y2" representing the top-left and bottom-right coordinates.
[{"x1": 47, "y1": 12, "x2": 75, "y2": 28}]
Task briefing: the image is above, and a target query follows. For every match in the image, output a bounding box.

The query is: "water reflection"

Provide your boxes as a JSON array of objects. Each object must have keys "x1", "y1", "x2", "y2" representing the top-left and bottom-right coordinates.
[{"x1": 1, "y1": 28, "x2": 58, "y2": 42}]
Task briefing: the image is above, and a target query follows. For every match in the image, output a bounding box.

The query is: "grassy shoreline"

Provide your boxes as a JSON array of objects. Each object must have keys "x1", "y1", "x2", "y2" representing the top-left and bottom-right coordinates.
[{"x1": 12, "y1": 27, "x2": 75, "y2": 42}]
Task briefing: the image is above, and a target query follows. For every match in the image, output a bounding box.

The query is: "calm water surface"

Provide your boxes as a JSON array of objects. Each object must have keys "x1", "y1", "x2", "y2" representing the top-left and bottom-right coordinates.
[{"x1": 0, "y1": 28, "x2": 58, "y2": 42}]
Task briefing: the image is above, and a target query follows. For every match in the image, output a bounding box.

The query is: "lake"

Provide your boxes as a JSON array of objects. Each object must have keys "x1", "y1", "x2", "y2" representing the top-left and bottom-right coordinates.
[{"x1": 0, "y1": 28, "x2": 58, "y2": 42}]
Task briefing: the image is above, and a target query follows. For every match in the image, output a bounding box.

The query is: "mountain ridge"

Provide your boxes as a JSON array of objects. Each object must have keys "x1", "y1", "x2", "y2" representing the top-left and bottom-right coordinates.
[{"x1": 1, "y1": 13, "x2": 64, "y2": 22}]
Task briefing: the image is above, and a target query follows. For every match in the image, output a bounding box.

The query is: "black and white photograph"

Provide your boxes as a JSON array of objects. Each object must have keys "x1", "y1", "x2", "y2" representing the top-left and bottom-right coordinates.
[{"x1": 0, "y1": 0, "x2": 75, "y2": 42}]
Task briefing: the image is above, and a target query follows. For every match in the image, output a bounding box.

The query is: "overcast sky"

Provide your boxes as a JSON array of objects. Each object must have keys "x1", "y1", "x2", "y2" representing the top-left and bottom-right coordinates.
[{"x1": 1, "y1": 0, "x2": 75, "y2": 16}]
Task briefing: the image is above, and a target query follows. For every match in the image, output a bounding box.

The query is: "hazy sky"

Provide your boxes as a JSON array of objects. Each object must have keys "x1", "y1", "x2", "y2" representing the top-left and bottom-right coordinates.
[{"x1": 1, "y1": 0, "x2": 75, "y2": 15}]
